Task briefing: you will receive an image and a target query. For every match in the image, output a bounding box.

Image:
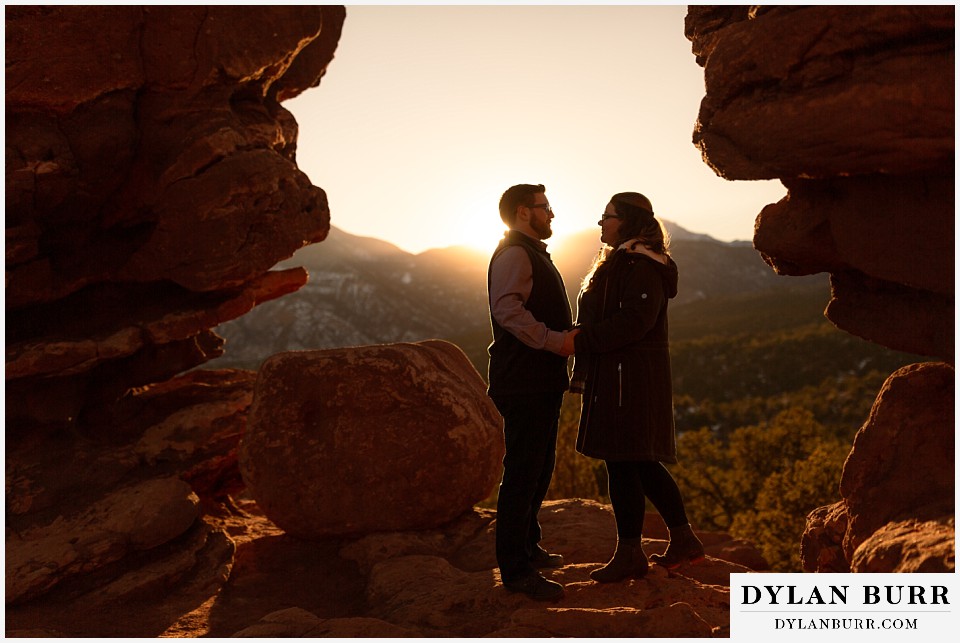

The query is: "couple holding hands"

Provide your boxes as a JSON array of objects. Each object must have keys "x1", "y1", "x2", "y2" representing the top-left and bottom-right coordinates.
[{"x1": 487, "y1": 183, "x2": 704, "y2": 601}]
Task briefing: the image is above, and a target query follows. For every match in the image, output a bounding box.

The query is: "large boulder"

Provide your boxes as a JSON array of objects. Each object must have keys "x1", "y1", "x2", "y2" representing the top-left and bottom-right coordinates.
[
  {"x1": 239, "y1": 340, "x2": 504, "y2": 538},
  {"x1": 839, "y1": 362, "x2": 954, "y2": 551},
  {"x1": 801, "y1": 363, "x2": 955, "y2": 572}
]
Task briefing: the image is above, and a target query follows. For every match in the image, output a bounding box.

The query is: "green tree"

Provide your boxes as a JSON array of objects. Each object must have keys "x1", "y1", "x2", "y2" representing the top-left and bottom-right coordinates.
[
  {"x1": 733, "y1": 441, "x2": 846, "y2": 570},
  {"x1": 669, "y1": 426, "x2": 737, "y2": 531},
  {"x1": 673, "y1": 408, "x2": 848, "y2": 570}
]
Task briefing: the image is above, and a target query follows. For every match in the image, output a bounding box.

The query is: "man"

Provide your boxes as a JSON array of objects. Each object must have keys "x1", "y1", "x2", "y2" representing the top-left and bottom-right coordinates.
[{"x1": 487, "y1": 183, "x2": 578, "y2": 601}]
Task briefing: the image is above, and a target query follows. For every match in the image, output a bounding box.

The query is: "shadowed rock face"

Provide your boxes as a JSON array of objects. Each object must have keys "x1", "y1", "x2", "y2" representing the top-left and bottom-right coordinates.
[
  {"x1": 4, "y1": 3, "x2": 346, "y2": 614},
  {"x1": 686, "y1": 5, "x2": 954, "y2": 360},
  {"x1": 5, "y1": 5, "x2": 345, "y2": 429},
  {"x1": 686, "y1": 5, "x2": 954, "y2": 573}
]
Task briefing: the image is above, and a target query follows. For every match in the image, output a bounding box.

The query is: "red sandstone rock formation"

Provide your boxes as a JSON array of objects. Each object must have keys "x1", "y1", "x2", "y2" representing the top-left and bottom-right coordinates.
[
  {"x1": 5, "y1": 4, "x2": 345, "y2": 611},
  {"x1": 686, "y1": 5, "x2": 954, "y2": 360},
  {"x1": 5, "y1": 5, "x2": 345, "y2": 428},
  {"x1": 7, "y1": 476, "x2": 201, "y2": 603},
  {"x1": 686, "y1": 5, "x2": 955, "y2": 573},
  {"x1": 801, "y1": 363, "x2": 955, "y2": 572},
  {"x1": 5, "y1": 367, "x2": 256, "y2": 606},
  {"x1": 239, "y1": 340, "x2": 505, "y2": 538}
]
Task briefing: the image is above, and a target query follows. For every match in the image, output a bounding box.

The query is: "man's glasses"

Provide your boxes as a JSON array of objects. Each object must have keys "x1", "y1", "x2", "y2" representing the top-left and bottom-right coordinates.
[
  {"x1": 600, "y1": 214, "x2": 622, "y2": 221},
  {"x1": 527, "y1": 204, "x2": 553, "y2": 213}
]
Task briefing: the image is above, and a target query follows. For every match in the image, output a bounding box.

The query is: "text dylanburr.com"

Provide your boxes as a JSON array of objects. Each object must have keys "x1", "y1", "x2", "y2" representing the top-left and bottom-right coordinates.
[{"x1": 730, "y1": 573, "x2": 958, "y2": 640}]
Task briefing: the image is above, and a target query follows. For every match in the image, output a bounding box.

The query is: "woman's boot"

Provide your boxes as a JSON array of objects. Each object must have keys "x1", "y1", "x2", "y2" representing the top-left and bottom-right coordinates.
[
  {"x1": 590, "y1": 536, "x2": 648, "y2": 582},
  {"x1": 649, "y1": 523, "x2": 705, "y2": 569}
]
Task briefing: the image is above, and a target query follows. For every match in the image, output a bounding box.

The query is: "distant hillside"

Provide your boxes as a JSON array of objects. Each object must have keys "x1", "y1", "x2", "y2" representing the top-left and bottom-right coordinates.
[
  {"x1": 206, "y1": 223, "x2": 828, "y2": 372},
  {"x1": 207, "y1": 227, "x2": 488, "y2": 369},
  {"x1": 278, "y1": 226, "x2": 411, "y2": 266},
  {"x1": 670, "y1": 281, "x2": 830, "y2": 341}
]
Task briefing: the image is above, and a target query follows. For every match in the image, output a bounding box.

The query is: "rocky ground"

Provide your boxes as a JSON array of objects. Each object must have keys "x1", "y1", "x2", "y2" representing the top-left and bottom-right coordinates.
[{"x1": 5, "y1": 498, "x2": 763, "y2": 638}]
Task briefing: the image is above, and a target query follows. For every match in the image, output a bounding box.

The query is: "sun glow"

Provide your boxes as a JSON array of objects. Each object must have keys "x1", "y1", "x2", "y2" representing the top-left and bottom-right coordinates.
[
  {"x1": 437, "y1": 185, "x2": 592, "y2": 255},
  {"x1": 288, "y1": 6, "x2": 788, "y2": 256},
  {"x1": 453, "y1": 196, "x2": 509, "y2": 254}
]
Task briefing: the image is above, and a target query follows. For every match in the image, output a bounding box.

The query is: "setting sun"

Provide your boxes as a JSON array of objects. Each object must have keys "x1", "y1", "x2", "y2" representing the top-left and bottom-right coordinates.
[
  {"x1": 412, "y1": 183, "x2": 599, "y2": 255},
  {"x1": 451, "y1": 195, "x2": 509, "y2": 253}
]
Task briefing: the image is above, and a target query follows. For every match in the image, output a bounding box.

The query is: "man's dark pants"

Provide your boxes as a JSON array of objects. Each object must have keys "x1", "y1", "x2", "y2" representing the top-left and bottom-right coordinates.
[{"x1": 491, "y1": 391, "x2": 564, "y2": 583}]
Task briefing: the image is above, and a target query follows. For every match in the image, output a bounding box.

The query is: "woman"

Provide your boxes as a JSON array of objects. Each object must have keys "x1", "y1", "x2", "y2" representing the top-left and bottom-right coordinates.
[{"x1": 570, "y1": 192, "x2": 704, "y2": 582}]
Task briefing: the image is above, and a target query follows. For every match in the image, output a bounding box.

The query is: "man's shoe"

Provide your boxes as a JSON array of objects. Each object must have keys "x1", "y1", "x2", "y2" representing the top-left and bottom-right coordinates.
[
  {"x1": 529, "y1": 545, "x2": 564, "y2": 569},
  {"x1": 503, "y1": 571, "x2": 565, "y2": 601}
]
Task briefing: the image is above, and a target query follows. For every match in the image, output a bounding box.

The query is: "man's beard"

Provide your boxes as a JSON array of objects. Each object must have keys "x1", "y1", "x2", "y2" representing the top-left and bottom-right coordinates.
[{"x1": 531, "y1": 218, "x2": 553, "y2": 240}]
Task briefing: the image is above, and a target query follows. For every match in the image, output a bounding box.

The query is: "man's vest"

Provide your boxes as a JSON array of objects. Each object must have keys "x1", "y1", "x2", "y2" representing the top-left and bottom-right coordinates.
[{"x1": 487, "y1": 230, "x2": 572, "y2": 397}]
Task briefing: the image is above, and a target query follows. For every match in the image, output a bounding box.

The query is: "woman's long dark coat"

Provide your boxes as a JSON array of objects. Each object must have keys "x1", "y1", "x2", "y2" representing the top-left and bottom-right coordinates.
[{"x1": 572, "y1": 248, "x2": 679, "y2": 463}]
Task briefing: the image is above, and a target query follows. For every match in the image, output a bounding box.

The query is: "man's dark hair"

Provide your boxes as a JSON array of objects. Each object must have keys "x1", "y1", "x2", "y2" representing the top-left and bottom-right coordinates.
[{"x1": 499, "y1": 184, "x2": 545, "y2": 225}]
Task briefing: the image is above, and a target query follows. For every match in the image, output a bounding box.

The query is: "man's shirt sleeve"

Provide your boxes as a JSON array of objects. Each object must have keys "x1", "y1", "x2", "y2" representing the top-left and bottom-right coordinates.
[{"x1": 489, "y1": 245, "x2": 567, "y2": 355}]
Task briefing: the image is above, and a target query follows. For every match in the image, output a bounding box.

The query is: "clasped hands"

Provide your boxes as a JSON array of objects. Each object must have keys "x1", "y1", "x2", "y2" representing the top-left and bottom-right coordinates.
[{"x1": 559, "y1": 327, "x2": 580, "y2": 357}]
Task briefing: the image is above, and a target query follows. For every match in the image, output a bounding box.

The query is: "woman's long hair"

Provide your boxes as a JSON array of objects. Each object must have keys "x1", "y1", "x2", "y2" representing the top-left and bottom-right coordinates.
[{"x1": 581, "y1": 192, "x2": 671, "y2": 292}]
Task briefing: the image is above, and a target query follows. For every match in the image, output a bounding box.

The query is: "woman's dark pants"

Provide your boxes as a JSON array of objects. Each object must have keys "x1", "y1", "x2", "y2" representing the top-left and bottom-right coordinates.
[{"x1": 605, "y1": 459, "x2": 689, "y2": 538}]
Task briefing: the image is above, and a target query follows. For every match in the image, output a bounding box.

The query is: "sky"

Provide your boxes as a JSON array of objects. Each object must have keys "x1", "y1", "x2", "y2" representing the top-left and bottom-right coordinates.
[{"x1": 286, "y1": 4, "x2": 789, "y2": 255}]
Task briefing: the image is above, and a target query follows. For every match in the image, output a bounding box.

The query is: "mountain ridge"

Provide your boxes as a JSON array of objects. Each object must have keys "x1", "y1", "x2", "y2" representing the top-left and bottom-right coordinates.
[
  {"x1": 315, "y1": 218, "x2": 737, "y2": 263},
  {"x1": 209, "y1": 222, "x2": 826, "y2": 372}
]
